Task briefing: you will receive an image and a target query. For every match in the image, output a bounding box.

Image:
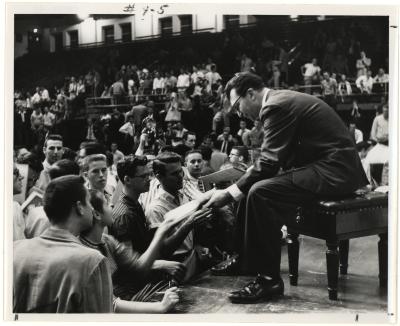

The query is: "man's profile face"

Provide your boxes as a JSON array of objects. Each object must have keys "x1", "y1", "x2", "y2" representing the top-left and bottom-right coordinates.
[
  {"x1": 229, "y1": 149, "x2": 241, "y2": 164},
  {"x1": 13, "y1": 167, "x2": 23, "y2": 195},
  {"x1": 186, "y1": 153, "x2": 204, "y2": 178},
  {"x1": 185, "y1": 135, "x2": 196, "y2": 149},
  {"x1": 230, "y1": 89, "x2": 259, "y2": 122},
  {"x1": 44, "y1": 139, "x2": 63, "y2": 165},
  {"x1": 129, "y1": 165, "x2": 151, "y2": 194},
  {"x1": 160, "y1": 162, "x2": 184, "y2": 193},
  {"x1": 86, "y1": 160, "x2": 108, "y2": 191}
]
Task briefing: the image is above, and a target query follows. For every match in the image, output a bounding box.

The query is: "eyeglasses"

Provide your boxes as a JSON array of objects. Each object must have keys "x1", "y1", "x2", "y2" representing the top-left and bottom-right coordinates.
[{"x1": 13, "y1": 168, "x2": 20, "y2": 177}]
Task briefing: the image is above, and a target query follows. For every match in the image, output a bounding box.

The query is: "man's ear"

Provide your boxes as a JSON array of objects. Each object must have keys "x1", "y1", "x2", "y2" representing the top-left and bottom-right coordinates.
[
  {"x1": 92, "y1": 210, "x2": 102, "y2": 223},
  {"x1": 83, "y1": 171, "x2": 89, "y2": 179},
  {"x1": 43, "y1": 147, "x2": 46, "y2": 156},
  {"x1": 75, "y1": 201, "x2": 84, "y2": 216},
  {"x1": 238, "y1": 156, "x2": 244, "y2": 162}
]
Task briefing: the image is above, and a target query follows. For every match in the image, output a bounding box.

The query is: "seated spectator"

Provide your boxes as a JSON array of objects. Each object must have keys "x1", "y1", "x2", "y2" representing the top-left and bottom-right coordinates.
[
  {"x1": 111, "y1": 142, "x2": 125, "y2": 166},
  {"x1": 216, "y1": 127, "x2": 235, "y2": 155},
  {"x1": 43, "y1": 106, "x2": 56, "y2": 134},
  {"x1": 183, "y1": 150, "x2": 206, "y2": 200},
  {"x1": 301, "y1": 58, "x2": 321, "y2": 94},
  {"x1": 220, "y1": 146, "x2": 249, "y2": 171},
  {"x1": 356, "y1": 70, "x2": 374, "y2": 94},
  {"x1": 320, "y1": 71, "x2": 337, "y2": 109},
  {"x1": 198, "y1": 145, "x2": 215, "y2": 175},
  {"x1": 248, "y1": 118, "x2": 264, "y2": 148},
  {"x1": 146, "y1": 152, "x2": 211, "y2": 280},
  {"x1": 348, "y1": 121, "x2": 363, "y2": 144},
  {"x1": 236, "y1": 120, "x2": 251, "y2": 146},
  {"x1": 81, "y1": 189, "x2": 180, "y2": 313},
  {"x1": 190, "y1": 65, "x2": 204, "y2": 84},
  {"x1": 337, "y1": 74, "x2": 352, "y2": 98},
  {"x1": 364, "y1": 104, "x2": 389, "y2": 184},
  {"x1": 82, "y1": 154, "x2": 113, "y2": 205},
  {"x1": 356, "y1": 51, "x2": 372, "y2": 77},
  {"x1": 240, "y1": 54, "x2": 253, "y2": 72},
  {"x1": 31, "y1": 87, "x2": 42, "y2": 106},
  {"x1": 13, "y1": 165, "x2": 25, "y2": 241},
  {"x1": 373, "y1": 68, "x2": 389, "y2": 93},
  {"x1": 13, "y1": 175, "x2": 113, "y2": 313},
  {"x1": 174, "y1": 121, "x2": 188, "y2": 139},
  {"x1": 34, "y1": 134, "x2": 64, "y2": 192},
  {"x1": 183, "y1": 131, "x2": 196, "y2": 150}
]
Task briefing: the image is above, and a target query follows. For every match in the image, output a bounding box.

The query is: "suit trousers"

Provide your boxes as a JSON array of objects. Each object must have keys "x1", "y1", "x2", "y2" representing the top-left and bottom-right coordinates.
[{"x1": 235, "y1": 171, "x2": 317, "y2": 279}]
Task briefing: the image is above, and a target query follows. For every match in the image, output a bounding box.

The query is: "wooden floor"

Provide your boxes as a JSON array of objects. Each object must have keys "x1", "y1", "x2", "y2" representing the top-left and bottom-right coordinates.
[{"x1": 173, "y1": 235, "x2": 387, "y2": 314}]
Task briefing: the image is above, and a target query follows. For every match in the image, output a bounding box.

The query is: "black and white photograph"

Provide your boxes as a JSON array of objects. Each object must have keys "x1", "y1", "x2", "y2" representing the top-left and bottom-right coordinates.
[{"x1": 4, "y1": 1, "x2": 399, "y2": 323}]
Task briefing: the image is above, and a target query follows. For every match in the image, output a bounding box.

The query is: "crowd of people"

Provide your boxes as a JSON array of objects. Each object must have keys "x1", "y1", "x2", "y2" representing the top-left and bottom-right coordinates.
[{"x1": 12, "y1": 17, "x2": 390, "y2": 313}]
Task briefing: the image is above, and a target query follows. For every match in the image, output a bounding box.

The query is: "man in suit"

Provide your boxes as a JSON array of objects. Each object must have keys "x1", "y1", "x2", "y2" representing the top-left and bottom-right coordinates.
[{"x1": 204, "y1": 72, "x2": 368, "y2": 303}]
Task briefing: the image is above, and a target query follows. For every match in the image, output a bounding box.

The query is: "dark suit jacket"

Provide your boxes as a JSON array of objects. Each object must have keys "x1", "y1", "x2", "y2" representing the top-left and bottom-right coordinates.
[{"x1": 236, "y1": 90, "x2": 368, "y2": 196}]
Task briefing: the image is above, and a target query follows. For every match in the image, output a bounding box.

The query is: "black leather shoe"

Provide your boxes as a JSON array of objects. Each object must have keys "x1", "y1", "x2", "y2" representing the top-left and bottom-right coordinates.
[
  {"x1": 211, "y1": 257, "x2": 240, "y2": 276},
  {"x1": 228, "y1": 275, "x2": 284, "y2": 303}
]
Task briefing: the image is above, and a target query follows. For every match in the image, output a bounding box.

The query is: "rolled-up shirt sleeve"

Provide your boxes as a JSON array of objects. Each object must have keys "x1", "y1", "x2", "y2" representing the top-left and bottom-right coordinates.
[
  {"x1": 82, "y1": 257, "x2": 113, "y2": 313},
  {"x1": 236, "y1": 105, "x2": 297, "y2": 194}
]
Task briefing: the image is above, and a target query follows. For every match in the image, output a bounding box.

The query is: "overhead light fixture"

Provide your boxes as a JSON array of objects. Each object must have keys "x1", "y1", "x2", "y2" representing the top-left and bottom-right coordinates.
[
  {"x1": 33, "y1": 28, "x2": 38, "y2": 33},
  {"x1": 317, "y1": 15, "x2": 326, "y2": 21},
  {"x1": 290, "y1": 15, "x2": 298, "y2": 21}
]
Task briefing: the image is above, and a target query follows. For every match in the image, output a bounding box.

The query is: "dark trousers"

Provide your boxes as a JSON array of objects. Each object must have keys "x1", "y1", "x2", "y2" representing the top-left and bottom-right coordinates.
[{"x1": 235, "y1": 172, "x2": 317, "y2": 279}]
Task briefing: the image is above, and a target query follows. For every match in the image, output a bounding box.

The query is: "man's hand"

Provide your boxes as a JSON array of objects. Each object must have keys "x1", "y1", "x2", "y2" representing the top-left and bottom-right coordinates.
[
  {"x1": 203, "y1": 189, "x2": 233, "y2": 208},
  {"x1": 156, "y1": 260, "x2": 187, "y2": 282}
]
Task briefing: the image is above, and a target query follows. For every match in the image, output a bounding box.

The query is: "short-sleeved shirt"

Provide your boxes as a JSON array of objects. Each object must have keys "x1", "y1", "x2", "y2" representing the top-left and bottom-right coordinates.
[
  {"x1": 303, "y1": 63, "x2": 321, "y2": 77},
  {"x1": 13, "y1": 227, "x2": 112, "y2": 313},
  {"x1": 110, "y1": 192, "x2": 152, "y2": 254},
  {"x1": 145, "y1": 188, "x2": 193, "y2": 256}
]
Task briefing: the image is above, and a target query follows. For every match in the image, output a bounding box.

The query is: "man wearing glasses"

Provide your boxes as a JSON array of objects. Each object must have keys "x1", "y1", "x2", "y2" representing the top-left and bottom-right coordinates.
[
  {"x1": 204, "y1": 72, "x2": 368, "y2": 303},
  {"x1": 34, "y1": 134, "x2": 64, "y2": 192}
]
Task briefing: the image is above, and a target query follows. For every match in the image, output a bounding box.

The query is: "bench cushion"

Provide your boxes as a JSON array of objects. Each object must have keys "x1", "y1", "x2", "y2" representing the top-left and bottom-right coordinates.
[{"x1": 316, "y1": 192, "x2": 388, "y2": 212}]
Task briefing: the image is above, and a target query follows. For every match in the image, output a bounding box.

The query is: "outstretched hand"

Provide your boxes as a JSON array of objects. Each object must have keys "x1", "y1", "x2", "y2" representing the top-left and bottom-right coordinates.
[{"x1": 203, "y1": 189, "x2": 233, "y2": 208}]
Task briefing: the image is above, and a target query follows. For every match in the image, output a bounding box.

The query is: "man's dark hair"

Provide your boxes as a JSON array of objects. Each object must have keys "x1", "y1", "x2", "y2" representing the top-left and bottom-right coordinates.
[
  {"x1": 153, "y1": 151, "x2": 181, "y2": 176},
  {"x1": 43, "y1": 175, "x2": 87, "y2": 224},
  {"x1": 62, "y1": 147, "x2": 77, "y2": 161},
  {"x1": 48, "y1": 159, "x2": 80, "y2": 180},
  {"x1": 232, "y1": 146, "x2": 249, "y2": 163},
  {"x1": 82, "y1": 142, "x2": 106, "y2": 156},
  {"x1": 198, "y1": 145, "x2": 212, "y2": 161},
  {"x1": 184, "y1": 149, "x2": 203, "y2": 160},
  {"x1": 224, "y1": 72, "x2": 265, "y2": 101},
  {"x1": 116, "y1": 155, "x2": 148, "y2": 184},
  {"x1": 183, "y1": 131, "x2": 196, "y2": 141},
  {"x1": 44, "y1": 134, "x2": 63, "y2": 148}
]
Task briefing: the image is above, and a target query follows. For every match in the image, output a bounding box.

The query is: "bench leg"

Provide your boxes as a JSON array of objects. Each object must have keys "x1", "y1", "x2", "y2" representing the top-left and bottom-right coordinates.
[
  {"x1": 287, "y1": 233, "x2": 299, "y2": 286},
  {"x1": 326, "y1": 241, "x2": 339, "y2": 300},
  {"x1": 339, "y1": 240, "x2": 349, "y2": 275},
  {"x1": 378, "y1": 233, "x2": 388, "y2": 288}
]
